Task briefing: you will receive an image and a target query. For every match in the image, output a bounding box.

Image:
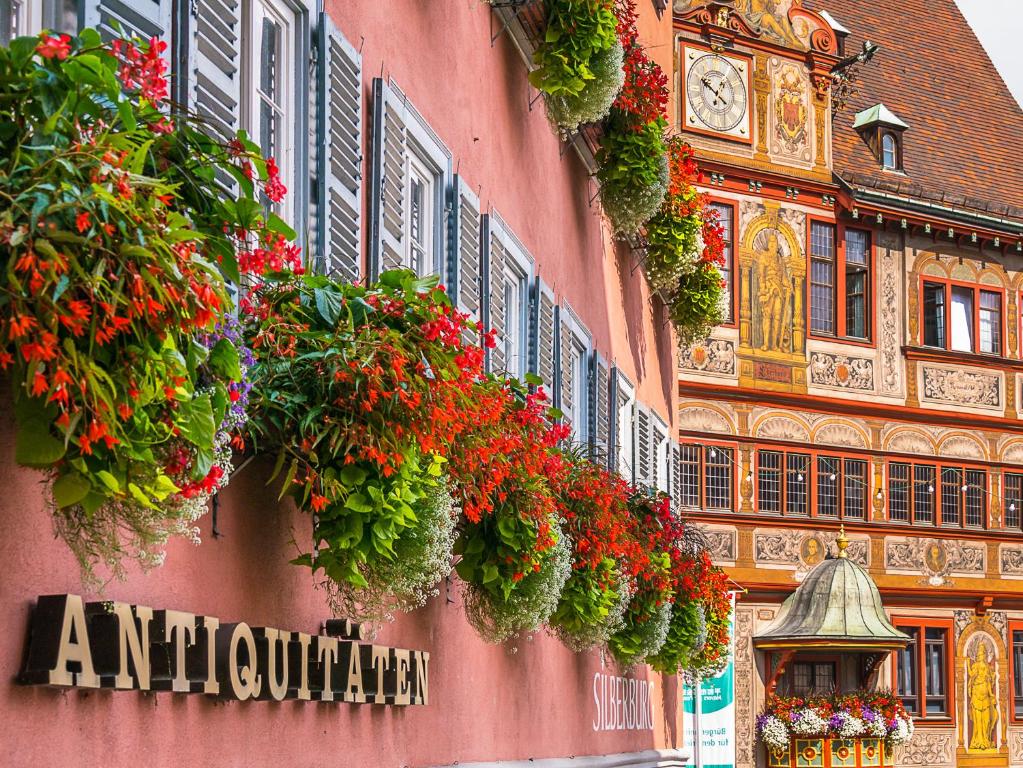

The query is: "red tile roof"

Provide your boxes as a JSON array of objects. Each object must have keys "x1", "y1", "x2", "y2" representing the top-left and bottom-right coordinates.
[{"x1": 809, "y1": 0, "x2": 1023, "y2": 224}]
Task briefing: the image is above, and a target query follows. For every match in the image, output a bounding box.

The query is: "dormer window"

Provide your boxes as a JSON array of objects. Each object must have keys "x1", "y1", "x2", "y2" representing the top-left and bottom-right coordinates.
[
  {"x1": 881, "y1": 132, "x2": 899, "y2": 169},
  {"x1": 853, "y1": 103, "x2": 908, "y2": 172}
]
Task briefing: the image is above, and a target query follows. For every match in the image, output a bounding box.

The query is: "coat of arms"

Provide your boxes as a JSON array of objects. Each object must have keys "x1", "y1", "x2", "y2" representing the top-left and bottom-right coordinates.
[{"x1": 774, "y1": 66, "x2": 807, "y2": 153}]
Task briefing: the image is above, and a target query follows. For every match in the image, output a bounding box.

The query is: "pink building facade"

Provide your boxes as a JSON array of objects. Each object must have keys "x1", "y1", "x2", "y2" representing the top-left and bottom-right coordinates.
[{"x1": 0, "y1": 0, "x2": 687, "y2": 766}]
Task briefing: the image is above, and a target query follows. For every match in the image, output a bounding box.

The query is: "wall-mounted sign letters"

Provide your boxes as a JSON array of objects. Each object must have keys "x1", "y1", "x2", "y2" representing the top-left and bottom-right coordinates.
[
  {"x1": 592, "y1": 670, "x2": 655, "y2": 731},
  {"x1": 19, "y1": 594, "x2": 429, "y2": 705}
]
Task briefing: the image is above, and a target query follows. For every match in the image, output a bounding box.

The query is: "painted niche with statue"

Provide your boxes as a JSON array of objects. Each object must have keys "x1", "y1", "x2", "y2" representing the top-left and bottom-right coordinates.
[
  {"x1": 737, "y1": 203, "x2": 807, "y2": 392},
  {"x1": 955, "y1": 617, "x2": 1010, "y2": 765}
]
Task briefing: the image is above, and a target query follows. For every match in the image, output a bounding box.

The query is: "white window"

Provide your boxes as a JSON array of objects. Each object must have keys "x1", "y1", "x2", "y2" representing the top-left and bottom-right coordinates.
[
  {"x1": 7, "y1": 0, "x2": 75, "y2": 40},
  {"x1": 652, "y1": 416, "x2": 669, "y2": 493},
  {"x1": 571, "y1": 339, "x2": 587, "y2": 441},
  {"x1": 504, "y1": 262, "x2": 529, "y2": 380},
  {"x1": 616, "y1": 374, "x2": 636, "y2": 481},
  {"x1": 881, "y1": 132, "x2": 898, "y2": 170},
  {"x1": 247, "y1": 0, "x2": 295, "y2": 222},
  {"x1": 405, "y1": 152, "x2": 435, "y2": 275},
  {"x1": 950, "y1": 285, "x2": 974, "y2": 353}
]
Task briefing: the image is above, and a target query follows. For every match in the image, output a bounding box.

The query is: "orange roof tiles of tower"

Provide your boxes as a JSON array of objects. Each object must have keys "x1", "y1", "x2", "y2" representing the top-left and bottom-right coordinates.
[{"x1": 808, "y1": 0, "x2": 1023, "y2": 220}]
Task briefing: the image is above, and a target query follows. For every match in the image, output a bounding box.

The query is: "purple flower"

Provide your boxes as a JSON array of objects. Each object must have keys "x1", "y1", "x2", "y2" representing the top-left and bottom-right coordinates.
[
  {"x1": 790, "y1": 711, "x2": 803, "y2": 723},
  {"x1": 756, "y1": 714, "x2": 769, "y2": 730},
  {"x1": 862, "y1": 708, "x2": 876, "y2": 723},
  {"x1": 828, "y1": 713, "x2": 845, "y2": 730}
]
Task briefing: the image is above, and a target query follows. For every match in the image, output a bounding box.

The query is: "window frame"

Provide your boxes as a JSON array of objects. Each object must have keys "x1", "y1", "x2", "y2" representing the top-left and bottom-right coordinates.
[
  {"x1": 615, "y1": 373, "x2": 636, "y2": 483},
  {"x1": 1009, "y1": 620, "x2": 1023, "y2": 723},
  {"x1": 806, "y1": 218, "x2": 875, "y2": 346},
  {"x1": 918, "y1": 275, "x2": 1006, "y2": 358},
  {"x1": 782, "y1": 654, "x2": 842, "y2": 697},
  {"x1": 885, "y1": 459, "x2": 988, "y2": 529},
  {"x1": 892, "y1": 617, "x2": 954, "y2": 723},
  {"x1": 881, "y1": 131, "x2": 900, "y2": 170},
  {"x1": 559, "y1": 304, "x2": 592, "y2": 445},
  {"x1": 706, "y1": 197, "x2": 737, "y2": 327},
  {"x1": 676, "y1": 441, "x2": 737, "y2": 512}
]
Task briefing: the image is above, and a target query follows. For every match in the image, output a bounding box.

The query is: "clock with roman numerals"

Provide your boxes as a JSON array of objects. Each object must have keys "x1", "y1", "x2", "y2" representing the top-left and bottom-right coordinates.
[{"x1": 683, "y1": 45, "x2": 751, "y2": 143}]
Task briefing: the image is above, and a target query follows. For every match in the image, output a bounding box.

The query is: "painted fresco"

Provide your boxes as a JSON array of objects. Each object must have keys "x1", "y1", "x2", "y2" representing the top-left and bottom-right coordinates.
[
  {"x1": 770, "y1": 59, "x2": 812, "y2": 163},
  {"x1": 673, "y1": 0, "x2": 812, "y2": 49}
]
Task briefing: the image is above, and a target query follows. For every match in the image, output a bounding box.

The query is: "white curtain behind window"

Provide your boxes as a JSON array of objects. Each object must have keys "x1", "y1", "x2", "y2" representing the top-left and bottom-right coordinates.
[{"x1": 950, "y1": 287, "x2": 974, "y2": 352}]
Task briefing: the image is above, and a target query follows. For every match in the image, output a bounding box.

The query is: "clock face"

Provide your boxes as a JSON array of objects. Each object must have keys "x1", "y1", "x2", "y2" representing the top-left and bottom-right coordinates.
[{"x1": 684, "y1": 49, "x2": 750, "y2": 141}]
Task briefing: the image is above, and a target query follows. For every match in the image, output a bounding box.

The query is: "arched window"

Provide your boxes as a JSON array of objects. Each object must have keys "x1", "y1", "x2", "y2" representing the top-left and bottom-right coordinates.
[{"x1": 881, "y1": 132, "x2": 898, "y2": 169}]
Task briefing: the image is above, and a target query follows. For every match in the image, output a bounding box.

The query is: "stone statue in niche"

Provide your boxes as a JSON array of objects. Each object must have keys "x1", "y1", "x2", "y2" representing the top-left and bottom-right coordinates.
[
  {"x1": 753, "y1": 229, "x2": 791, "y2": 351},
  {"x1": 967, "y1": 639, "x2": 998, "y2": 751}
]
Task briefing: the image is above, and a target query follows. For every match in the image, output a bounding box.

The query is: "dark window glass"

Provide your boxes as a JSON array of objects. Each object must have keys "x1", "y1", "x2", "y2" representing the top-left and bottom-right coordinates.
[
  {"x1": 914, "y1": 465, "x2": 936, "y2": 524},
  {"x1": 898, "y1": 627, "x2": 920, "y2": 714},
  {"x1": 786, "y1": 453, "x2": 810, "y2": 515},
  {"x1": 979, "y1": 290, "x2": 1002, "y2": 355},
  {"x1": 942, "y1": 468, "x2": 963, "y2": 526},
  {"x1": 1014, "y1": 629, "x2": 1023, "y2": 717},
  {"x1": 791, "y1": 662, "x2": 837, "y2": 696},
  {"x1": 889, "y1": 462, "x2": 910, "y2": 522},
  {"x1": 817, "y1": 456, "x2": 840, "y2": 517},
  {"x1": 1007, "y1": 474, "x2": 1023, "y2": 529},
  {"x1": 758, "y1": 450, "x2": 783, "y2": 513},
  {"x1": 709, "y1": 203, "x2": 733, "y2": 322},
  {"x1": 844, "y1": 459, "x2": 867, "y2": 519},
  {"x1": 810, "y1": 222, "x2": 836, "y2": 334},
  {"x1": 923, "y1": 282, "x2": 946, "y2": 348},
  {"x1": 965, "y1": 470, "x2": 986, "y2": 527},
  {"x1": 678, "y1": 445, "x2": 701, "y2": 509},
  {"x1": 924, "y1": 627, "x2": 947, "y2": 715},
  {"x1": 706, "y1": 446, "x2": 733, "y2": 511},
  {"x1": 845, "y1": 230, "x2": 870, "y2": 339}
]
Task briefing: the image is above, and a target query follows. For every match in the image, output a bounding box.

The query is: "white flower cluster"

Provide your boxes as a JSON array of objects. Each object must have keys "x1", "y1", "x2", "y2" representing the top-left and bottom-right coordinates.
[
  {"x1": 790, "y1": 708, "x2": 828, "y2": 735},
  {"x1": 837, "y1": 715, "x2": 865, "y2": 738},
  {"x1": 888, "y1": 714, "x2": 914, "y2": 745},
  {"x1": 547, "y1": 41, "x2": 625, "y2": 131},
  {"x1": 868, "y1": 717, "x2": 889, "y2": 738},
  {"x1": 759, "y1": 716, "x2": 790, "y2": 751}
]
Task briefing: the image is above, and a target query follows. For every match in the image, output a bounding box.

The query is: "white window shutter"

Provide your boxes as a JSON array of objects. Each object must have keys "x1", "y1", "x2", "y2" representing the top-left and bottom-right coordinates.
[
  {"x1": 635, "y1": 405, "x2": 652, "y2": 489},
  {"x1": 557, "y1": 306, "x2": 572, "y2": 423},
  {"x1": 188, "y1": 0, "x2": 241, "y2": 140},
  {"x1": 451, "y1": 176, "x2": 482, "y2": 329},
  {"x1": 485, "y1": 214, "x2": 507, "y2": 374},
  {"x1": 369, "y1": 78, "x2": 407, "y2": 279},
  {"x1": 531, "y1": 278, "x2": 557, "y2": 395},
  {"x1": 651, "y1": 414, "x2": 669, "y2": 493},
  {"x1": 85, "y1": 0, "x2": 173, "y2": 46},
  {"x1": 613, "y1": 369, "x2": 635, "y2": 482},
  {"x1": 670, "y1": 442, "x2": 682, "y2": 509},
  {"x1": 590, "y1": 352, "x2": 610, "y2": 463},
  {"x1": 316, "y1": 15, "x2": 362, "y2": 282}
]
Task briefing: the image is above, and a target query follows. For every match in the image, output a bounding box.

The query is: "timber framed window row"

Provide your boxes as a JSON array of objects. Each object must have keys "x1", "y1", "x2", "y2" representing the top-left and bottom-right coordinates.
[
  {"x1": 677, "y1": 443, "x2": 735, "y2": 512},
  {"x1": 893, "y1": 618, "x2": 952, "y2": 721},
  {"x1": 756, "y1": 448, "x2": 867, "y2": 519},
  {"x1": 886, "y1": 460, "x2": 987, "y2": 528}
]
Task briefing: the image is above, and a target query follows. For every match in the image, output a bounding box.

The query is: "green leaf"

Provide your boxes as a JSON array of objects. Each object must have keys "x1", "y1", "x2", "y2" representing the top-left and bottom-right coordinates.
[
  {"x1": 313, "y1": 286, "x2": 343, "y2": 326},
  {"x1": 96, "y1": 470, "x2": 121, "y2": 493},
  {"x1": 15, "y1": 418, "x2": 66, "y2": 467},
  {"x1": 53, "y1": 472, "x2": 93, "y2": 509},
  {"x1": 524, "y1": 372, "x2": 543, "y2": 386},
  {"x1": 176, "y1": 393, "x2": 216, "y2": 449},
  {"x1": 344, "y1": 492, "x2": 373, "y2": 513},
  {"x1": 208, "y1": 338, "x2": 242, "y2": 381},
  {"x1": 117, "y1": 98, "x2": 138, "y2": 132}
]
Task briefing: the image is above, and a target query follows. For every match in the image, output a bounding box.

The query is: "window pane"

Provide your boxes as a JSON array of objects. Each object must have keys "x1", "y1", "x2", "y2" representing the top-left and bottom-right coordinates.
[
  {"x1": 898, "y1": 627, "x2": 920, "y2": 714},
  {"x1": 793, "y1": 662, "x2": 812, "y2": 696},
  {"x1": 914, "y1": 465, "x2": 935, "y2": 524},
  {"x1": 923, "y1": 282, "x2": 946, "y2": 348},
  {"x1": 786, "y1": 454, "x2": 809, "y2": 515},
  {"x1": 678, "y1": 445, "x2": 701, "y2": 508},
  {"x1": 965, "y1": 470, "x2": 986, "y2": 527},
  {"x1": 979, "y1": 290, "x2": 1001, "y2": 355},
  {"x1": 889, "y1": 462, "x2": 910, "y2": 522},
  {"x1": 706, "y1": 446, "x2": 733, "y2": 511},
  {"x1": 846, "y1": 230, "x2": 870, "y2": 266},
  {"x1": 925, "y1": 628, "x2": 947, "y2": 715},
  {"x1": 845, "y1": 231, "x2": 870, "y2": 339},
  {"x1": 844, "y1": 459, "x2": 867, "y2": 519},
  {"x1": 709, "y1": 203, "x2": 733, "y2": 322},
  {"x1": 941, "y1": 467, "x2": 963, "y2": 526},
  {"x1": 1014, "y1": 630, "x2": 1023, "y2": 717},
  {"x1": 882, "y1": 133, "x2": 897, "y2": 169},
  {"x1": 1007, "y1": 474, "x2": 1023, "y2": 529},
  {"x1": 817, "y1": 456, "x2": 840, "y2": 517},
  {"x1": 814, "y1": 662, "x2": 836, "y2": 694},
  {"x1": 810, "y1": 223, "x2": 836, "y2": 335},
  {"x1": 950, "y1": 286, "x2": 975, "y2": 352},
  {"x1": 758, "y1": 450, "x2": 782, "y2": 513}
]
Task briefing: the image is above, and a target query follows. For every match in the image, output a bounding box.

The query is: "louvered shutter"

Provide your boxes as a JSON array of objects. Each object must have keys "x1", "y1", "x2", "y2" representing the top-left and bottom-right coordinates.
[
  {"x1": 369, "y1": 78, "x2": 407, "y2": 279},
  {"x1": 557, "y1": 307, "x2": 572, "y2": 421},
  {"x1": 635, "y1": 405, "x2": 652, "y2": 489},
  {"x1": 590, "y1": 352, "x2": 610, "y2": 463},
  {"x1": 316, "y1": 15, "x2": 362, "y2": 282},
  {"x1": 85, "y1": 0, "x2": 173, "y2": 46},
  {"x1": 530, "y1": 278, "x2": 557, "y2": 394},
  {"x1": 613, "y1": 369, "x2": 635, "y2": 482},
  {"x1": 451, "y1": 176, "x2": 482, "y2": 328},
  {"x1": 607, "y1": 366, "x2": 619, "y2": 470},
  {"x1": 485, "y1": 215, "x2": 508, "y2": 374},
  {"x1": 670, "y1": 442, "x2": 682, "y2": 509},
  {"x1": 651, "y1": 414, "x2": 669, "y2": 492},
  {"x1": 188, "y1": 0, "x2": 241, "y2": 141}
]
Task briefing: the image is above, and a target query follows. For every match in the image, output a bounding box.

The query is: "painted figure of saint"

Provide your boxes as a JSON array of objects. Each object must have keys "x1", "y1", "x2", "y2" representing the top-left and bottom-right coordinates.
[
  {"x1": 756, "y1": 231, "x2": 788, "y2": 351},
  {"x1": 967, "y1": 643, "x2": 998, "y2": 750},
  {"x1": 736, "y1": 0, "x2": 794, "y2": 44}
]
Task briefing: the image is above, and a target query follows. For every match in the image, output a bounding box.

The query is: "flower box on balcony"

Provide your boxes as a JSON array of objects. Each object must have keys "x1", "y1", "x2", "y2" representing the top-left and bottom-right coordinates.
[{"x1": 767, "y1": 737, "x2": 894, "y2": 768}]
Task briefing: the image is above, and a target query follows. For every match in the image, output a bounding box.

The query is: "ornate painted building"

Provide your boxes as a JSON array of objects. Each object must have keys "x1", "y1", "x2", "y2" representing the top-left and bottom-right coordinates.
[{"x1": 672, "y1": 1, "x2": 1023, "y2": 767}]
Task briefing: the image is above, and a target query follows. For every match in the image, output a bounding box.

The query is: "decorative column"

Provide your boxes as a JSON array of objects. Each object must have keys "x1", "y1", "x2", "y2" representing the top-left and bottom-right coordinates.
[
  {"x1": 740, "y1": 444, "x2": 754, "y2": 513},
  {"x1": 811, "y1": 74, "x2": 829, "y2": 172},
  {"x1": 753, "y1": 54, "x2": 770, "y2": 160}
]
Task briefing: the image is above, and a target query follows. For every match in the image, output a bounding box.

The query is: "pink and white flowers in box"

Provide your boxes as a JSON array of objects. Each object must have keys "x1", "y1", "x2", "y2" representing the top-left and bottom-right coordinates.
[{"x1": 756, "y1": 691, "x2": 915, "y2": 751}]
